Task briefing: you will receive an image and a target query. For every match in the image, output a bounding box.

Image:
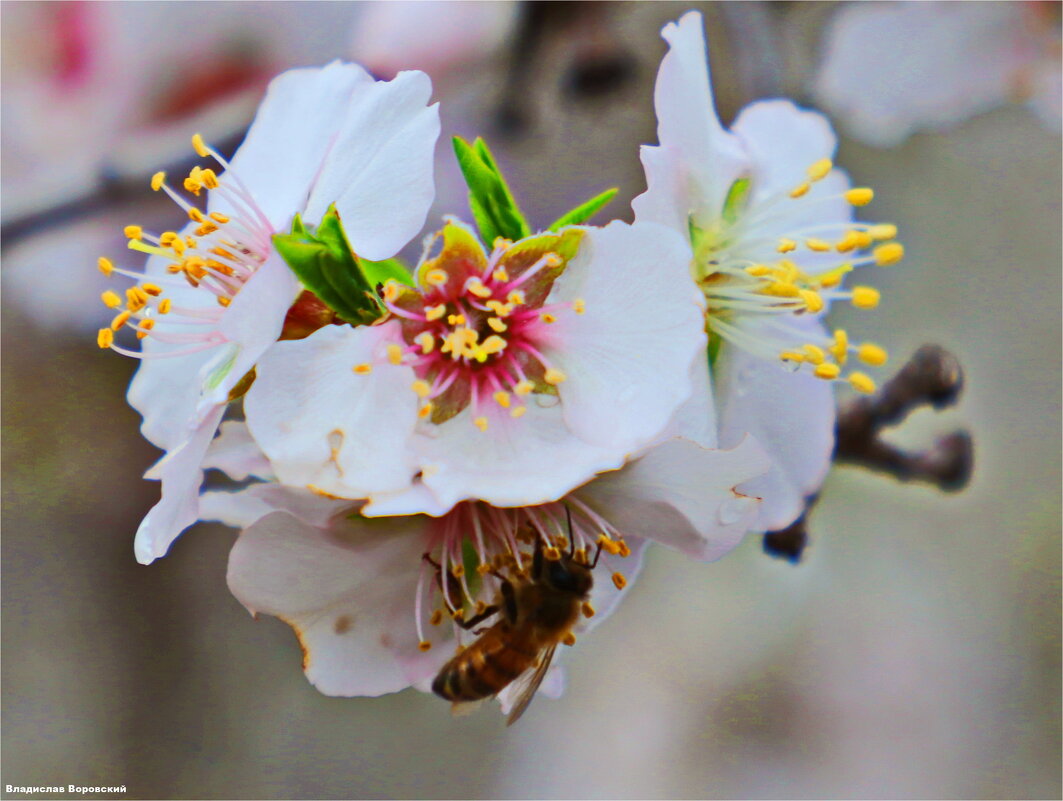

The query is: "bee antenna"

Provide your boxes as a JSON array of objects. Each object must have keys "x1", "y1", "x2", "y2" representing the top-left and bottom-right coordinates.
[{"x1": 565, "y1": 506, "x2": 575, "y2": 558}]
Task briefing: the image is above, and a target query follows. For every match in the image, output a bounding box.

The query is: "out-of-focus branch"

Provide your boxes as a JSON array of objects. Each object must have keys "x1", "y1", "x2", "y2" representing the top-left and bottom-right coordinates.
[{"x1": 764, "y1": 345, "x2": 973, "y2": 562}]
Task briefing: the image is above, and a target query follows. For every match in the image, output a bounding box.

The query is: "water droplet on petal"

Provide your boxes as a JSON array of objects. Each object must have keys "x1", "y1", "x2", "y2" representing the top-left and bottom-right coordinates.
[{"x1": 717, "y1": 494, "x2": 755, "y2": 525}]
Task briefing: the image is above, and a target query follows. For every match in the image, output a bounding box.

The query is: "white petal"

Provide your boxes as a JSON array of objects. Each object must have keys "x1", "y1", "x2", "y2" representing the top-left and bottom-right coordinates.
[
  {"x1": 633, "y1": 11, "x2": 748, "y2": 230},
  {"x1": 133, "y1": 404, "x2": 225, "y2": 565},
  {"x1": 200, "y1": 484, "x2": 349, "y2": 530},
  {"x1": 303, "y1": 70, "x2": 440, "y2": 260},
  {"x1": 812, "y1": 2, "x2": 1026, "y2": 147},
  {"x1": 575, "y1": 436, "x2": 771, "y2": 562},
  {"x1": 713, "y1": 333, "x2": 836, "y2": 532},
  {"x1": 214, "y1": 62, "x2": 374, "y2": 231},
  {"x1": 660, "y1": 348, "x2": 718, "y2": 450},
  {"x1": 545, "y1": 221, "x2": 706, "y2": 451},
  {"x1": 362, "y1": 481, "x2": 454, "y2": 519},
  {"x1": 244, "y1": 322, "x2": 420, "y2": 499},
  {"x1": 579, "y1": 536, "x2": 649, "y2": 634},
  {"x1": 415, "y1": 402, "x2": 625, "y2": 511},
  {"x1": 201, "y1": 420, "x2": 274, "y2": 481},
  {"x1": 227, "y1": 511, "x2": 445, "y2": 696}
]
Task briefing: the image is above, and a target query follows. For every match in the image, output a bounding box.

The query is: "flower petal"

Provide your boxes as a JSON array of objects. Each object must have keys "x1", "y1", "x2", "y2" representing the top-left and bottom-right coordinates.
[
  {"x1": 633, "y1": 10, "x2": 748, "y2": 230},
  {"x1": 201, "y1": 420, "x2": 274, "y2": 482},
  {"x1": 213, "y1": 61, "x2": 374, "y2": 231},
  {"x1": 545, "y1": 220, "x2": 706, "y2": 451},
  {"x1": 244, "y1": 322, "x2": 420, "y2": 499},
  {"x1": 227, "y1": 511, "x2": 445, "y2": 696},
  {"x1": 713, "y1": 332, "x2": 836, "y2": 532},
  {"x1": 133, "y1": 404, "x2": 225, "y2": 565},
  {"x1": 303, "y1": 70, "x2": 440, "y2": 261},
  {"x1": 200, "y1": 484, "x2": 349, "y2": 530},
  {"x1": 575, "y1": 436, "x2": 771, "y2": 562}
]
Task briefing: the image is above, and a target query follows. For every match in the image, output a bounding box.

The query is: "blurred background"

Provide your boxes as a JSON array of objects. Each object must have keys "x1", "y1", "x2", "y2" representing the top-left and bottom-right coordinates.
[{"x1": 2, "y1": 2, "x2": 1059, "y2": 798}]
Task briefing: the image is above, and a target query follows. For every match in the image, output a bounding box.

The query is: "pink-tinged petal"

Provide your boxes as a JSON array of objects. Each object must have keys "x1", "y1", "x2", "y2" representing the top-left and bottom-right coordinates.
[
  {"x1": 212, "y1": 61, "x2": 374, "y2": 231},
  {"x1": 575, "y1": 436, "x2": 771, "y2": 562},
  {"x1": 303, "y1": 70, "x2": 439, "y2": 260},
  {"x1": 362, "y1": 481, "x2": 454, "y2": 519},
  {"x1": 200, "y1": 484, "x2": 350, "y2": 530},
  {"x1": 201, "y1": 421, "x2": 274, "y2": 482},
  {"x1": 227, "y1": 511, "x2": 445, "y2": 696},
  {"x1": 133, "y1": 404, "x2": 226, "y2": 565},
  {"x1": 244, "y1": 322, "x2": 420, "y2": 499},
  {"x1": 633, "y1": 10, "x2": 748, "y2": 230},
  {"x1": 416, "y1": 403, "x2": 625, "y2": 511},
  {"x1": 813, "y1": 2, "x2": 1028, "y2": 147},
  {"x1": 713, "y1": 330, "x2": 836, "y2": 532},
  {"x1": 200, "y1": 252, "x2": 300, "y2": 409},
  {"x1": 545, "y1": 221, "x2": 706, "y2": 451}
]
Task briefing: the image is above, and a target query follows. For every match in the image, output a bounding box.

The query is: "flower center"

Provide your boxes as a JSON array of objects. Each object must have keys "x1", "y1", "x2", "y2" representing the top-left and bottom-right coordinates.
[
  {"x1": 95, "y1": 134, "x2": 274, "y2": 360},
  {"x1": 693, "y1": 158, "x2": 902, "y2": 393},
  {"x1": 412, "y1": 500, "x2": 630, "y2": 652}
]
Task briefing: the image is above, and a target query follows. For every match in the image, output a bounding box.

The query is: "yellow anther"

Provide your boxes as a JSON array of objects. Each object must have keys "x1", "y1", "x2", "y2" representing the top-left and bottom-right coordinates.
[
  {"x1": 762, "y1": 281, "x2": 800, "y2": 298},
  {"x1": 805, "y1": 238, "x2": 832, "y2": 252},
  {"x1": 158, "y1": 299, "x2": 172, "y2": 314},
  {"x1": 544, "y1": 546, "x2": 561, "y2": 561},
  {"x1": 386, "y1": 344, "x2": 404, "y2": 365},
  {"x1": 476, "y1": 563, "x2": 492, "y2": 575},
  {"x1": 789, "y1": 182, "x2": 810, "y2": 198},
  {"x1": 411, "y1": 379, "x2": 432, "y2": 398},
  {"x1": 136, "y1": 318, "x2": 156, "y2": 338},
  {"x1": 779, "y1": 351, "x2": 806, "y2": 363},
  {"x1": 507, "y1": 290, "x2": 525, "y2": 305},
  {"x1": 217, "y1": 296, "x2": 231, "y2": 308},
  {"x1": 616, "y1": 540, "x2": 631, "y2": 558},
  {"x1": 191, "y1": 133, "x2": 209, "y2": 158},
  {"x1": 490, "y1": 267, "x2": 509, "y2": 283},
  {"x1": 851, "y1": 286, "x2": 881, "y2": 309},
  {"x1": 467, "y1": 278, "x2": 492, "y2": 298},
  {"x1": 818, "y1": 263, "x2": 853, "y2": 288},
  {"x1": 612, "y1": 572, "x2": 627, "y2": 590},
  {"x1": 803, "y1": 344, "x2": 826, "y2": 364},
  {"x1": 110, "y1": 310, "x2": 132, "y2": 330},
  {"x1": 125, "y1": 286, "x2": 149, "y2": 311},
  {"x1": 479, "y1": 335, "x2": 507, "y2": 356},
  {"x1": 187, "y1": 207, "x2": 206, "y2": 223},
  {"x1": 98, "y1": 257, "x2": 114, "y2": 276},
  {"x1": 486, "y1": 300, "x2": 512, "y2": 317},
  {"x1": 581, "y1": 602, "x2": 595, "y2": 618},
  {"x1": 209, "y1": 211, "x2": 229, "y2": 224},
  {"x1": 744, "y1": 265, "x2": 772, "y2": 277},
  {"x1": 150, "y1": 171, "x2": 166, "y2": 191},
  {"x1": 514, "y1": 380, "x2": 534, "y2": 396},
  {"x1": 486, "y1": 317, "x2": 507, "y2": 334},
  {"x1": 873, "y1": 242, "x2": 904, "y2": 266},
  {"x1": 418, "y1": 641, "x2": 432, "y2": 652},
  {"x1": 868, "y1": 223, "x2": 897, "y2": 241},
  {"x1": 123, "y1": 225, "x2": 143, "y2": 240},
  {"x1": 425, "y1": 269, "x2": 447, "y2": 286},
  {"x1": 493, "y1": 391, "x2": 511, "y2": 409},
  {"x1": 808, "y1": 158, "x2": 834, "y2": 181},
  {"x1": 849, "y1": 372, "x2": 876, "y2": 394},
  {"x1": 101, "y1": 290, "x2": 122, "y2": 308},
  {"x1": 451, "y1": 564, "x2": 465, "y2": 579},
  {"x1": 425, "y1": 304, "x2": 446, "y2": 321},
  {"x1": 418, "y1": 402, "x2": 434, "y2": 419},
  {"x1": 562, "y1": 632, "x2": 577, "y2": 647},
  {"x1": 199, "y1": 168, "x2": 219, "y2": 189},
  {"x1": 194, "y1": 223, "x2": 217, "y2": 237},
  {"x1": 474, "y1": 416, "x2": 489, "y2": 432},
  {"x1": 857, "y1": 343, "x2": 888, "y2": 366},
  {"x1": 852, "y1": 231, "x2": 873, "y2": 249},
  {"x1": 831, "y1": 329, "x2": 849, "y2": 364},
  {"x1": 544, "y1": 368, "x2": 566, "y2": 385},
  {"x1": 539, "y1": 312, "x2": 557, "y2": 324},
  {"x1": 510, "y1": 406, "x2": 527, "y2": 419},
  {"x1": 141, "y1": 283, "x2": 163, "y2": 296},
  {"x1": 813, "y1": 363, "x2": 841, "y2": 380},
  {"x1": 799, "y1": 289, "x2": 824, "y2": 313},
  {"x1": 597, "y1": 534, "x2": 621, "y2": 556},
  {"x1": 429, "y1": 609, "x2": 444, "y2": 626},
  {"x1": 183, "y1": 176, "x2": 202, "y2": 195},
  {"x1": 96, "y1": 328, "x2": 114, "y2": 349},
  {"x1": 845, "y1": 187, "x2": 874, "y2": 206},
  {"x1": 835, "y1": 232, "x2": 859, "y2": 253},
  {"x1": 572, "y1": 298, "x2": 586, "y2": 314},
  {"x1": 414, "y1": 332, "x2": 435, "y2": 354},
  {"x1": 775, "y1": 238, "x2": 796, "y2": 254},
  {"x1": 353, "y1": 363, "x2": 373, "y2": 375}
]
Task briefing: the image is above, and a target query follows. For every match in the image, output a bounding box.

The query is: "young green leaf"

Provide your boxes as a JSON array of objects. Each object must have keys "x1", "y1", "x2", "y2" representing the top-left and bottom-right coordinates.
[
  {"x1": 547, "y1": 187, "x2": 619, "y2": 231},
  {"x1": 452, "y1": 136, "x2": 531, "y2": 244}
]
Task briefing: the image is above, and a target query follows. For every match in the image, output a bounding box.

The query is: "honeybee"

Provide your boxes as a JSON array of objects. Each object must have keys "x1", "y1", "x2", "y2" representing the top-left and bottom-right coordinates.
[{"x1": 430, "y1": 524, "x2": 602, "y2": 725}]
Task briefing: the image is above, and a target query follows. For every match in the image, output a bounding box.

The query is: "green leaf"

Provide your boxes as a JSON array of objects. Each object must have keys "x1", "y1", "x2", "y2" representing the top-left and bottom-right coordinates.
[
  {"x1": 359, "y1": 257, "x2": 414, "y2": 288},
  {"x1": 452, "y1": 136, "x2": 531, "y2": 244},
  {"x1": 272, "y1": 206, "x2": 386, "y2": 326},
  {"x1": 721, "y1": 177, "x2": 751, "y2": 226},
  {"x1": 547, "y1": 187, "x2": 619, "y2": 231}
]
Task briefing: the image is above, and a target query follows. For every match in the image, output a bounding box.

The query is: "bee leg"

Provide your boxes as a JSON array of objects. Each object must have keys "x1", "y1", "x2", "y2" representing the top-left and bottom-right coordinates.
[
  {"x1": 565, "y1": 506, "x2": 576, "y2": 558},
  {"x1": 499, "y1": 577, "x2": 519, "y2": 624},
  {"x1": 587, "y1": 541, "x2": 605, "y2": 569},
  {"x1": 453, "y1": 603, "x2": 500, "y2": 630},
  {"x1": 422, "y1": 552, "x2": 463, "y2": 617}
]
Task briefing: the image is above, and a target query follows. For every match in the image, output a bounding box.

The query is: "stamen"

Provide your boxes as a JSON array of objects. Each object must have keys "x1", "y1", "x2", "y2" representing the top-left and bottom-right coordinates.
[
  {"x1": 353, "y1": 363, "x2": 373, "y2": 374},
  {"x1": 807, "y1": 158, "x2": 833, "y2": 181},
  {"x1": 857, "y1": 343, "x2": 888, "y2": 366},
  {"x1": 544, "y1": 368, "x2": 566, "y2": 385},
  {"x1": 851, "y1": 287, "x2": 880, "y2": 309},
  {"x1": 873, "y1": 243, "x2": 904, "y2": 266},
  {"x1": 848, "y1": 372, "x2": 876, "y2": 394},
  {"x1": 845, "y1": 188, "x2": 874, "y2": 206},
  {"x1": 98, "y1": 257, "x2": 114, "y2": 276},
  {"x1": 612, "y1": 572, "x2": 627, "y2": 590},
  {"x1": 97, "y1": 328, "x2": 114, "y2": 348},
  {"x1": 150, "y1": 172, "x2": 166, "y2": 191},
  {"x1": 386, "y1": 344, "x2": 404, "y2": 365},
  {"x1": 101, "y1": 290, "x2": 122, "y2": 308}
]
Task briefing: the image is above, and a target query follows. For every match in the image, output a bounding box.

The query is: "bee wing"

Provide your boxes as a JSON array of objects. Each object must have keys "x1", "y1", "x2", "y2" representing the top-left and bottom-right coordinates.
[{"x1": 505, "y1": 643, "x2": 557, "y2": 727}]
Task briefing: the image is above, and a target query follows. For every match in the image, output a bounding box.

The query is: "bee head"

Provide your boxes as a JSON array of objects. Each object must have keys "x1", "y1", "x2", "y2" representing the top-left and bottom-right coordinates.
[{"x1": 543, "y1": 555, "x2": 593, "y2": 597}]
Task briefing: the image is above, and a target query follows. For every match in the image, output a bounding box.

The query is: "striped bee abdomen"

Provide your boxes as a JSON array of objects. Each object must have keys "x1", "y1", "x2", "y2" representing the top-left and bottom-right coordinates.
[{"x1": 432, "y1": 626, "x2": 539, "y2": 702}]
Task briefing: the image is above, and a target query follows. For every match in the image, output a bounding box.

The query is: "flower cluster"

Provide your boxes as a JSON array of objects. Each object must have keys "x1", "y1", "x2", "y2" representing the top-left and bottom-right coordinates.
[{"x1": 97, "y1": 13, "x2": 905, "y2": 720}]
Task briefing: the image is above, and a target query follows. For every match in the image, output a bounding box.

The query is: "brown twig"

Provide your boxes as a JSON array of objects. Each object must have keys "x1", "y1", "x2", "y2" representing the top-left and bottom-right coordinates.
[{"x1": 763, "y1": 345, "x2": 973, "y2": 562}]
